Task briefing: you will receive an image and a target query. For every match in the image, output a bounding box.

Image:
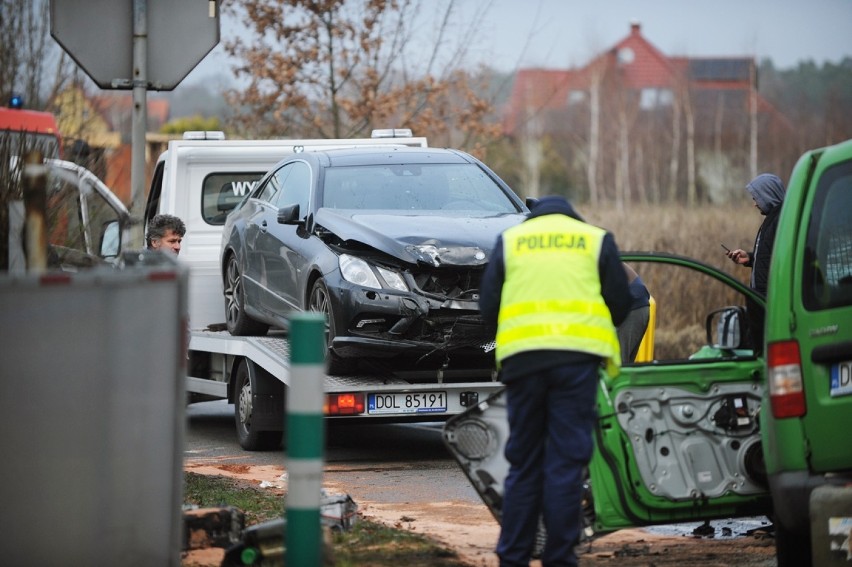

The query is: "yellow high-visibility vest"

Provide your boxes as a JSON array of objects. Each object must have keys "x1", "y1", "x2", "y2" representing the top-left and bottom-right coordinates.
[{"x1": 496, "y1": 214, "x2": 621, "y2": 376}]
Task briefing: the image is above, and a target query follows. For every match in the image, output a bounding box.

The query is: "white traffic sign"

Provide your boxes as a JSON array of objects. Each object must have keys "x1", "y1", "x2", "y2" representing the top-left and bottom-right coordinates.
[{"x1": 50, "y1": 0, "x2": 219, "y2": 91}]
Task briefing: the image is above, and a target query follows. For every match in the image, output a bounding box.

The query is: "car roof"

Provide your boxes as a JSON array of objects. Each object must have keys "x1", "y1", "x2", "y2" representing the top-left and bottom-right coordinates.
[{"x1": 314, "y1": 146, "x2": 474, "y2": 167}]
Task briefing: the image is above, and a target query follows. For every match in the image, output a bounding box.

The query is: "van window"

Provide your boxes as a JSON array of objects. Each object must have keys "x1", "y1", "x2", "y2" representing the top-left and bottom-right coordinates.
[
  {"x1": 201, "y1": 172, "x2": 265, "y2": 225},
  {"x1": 802, "y1": 159, "x2": 852, "y2": 310},
  {"x1": 47, "y1": 176, "x2": 86, "y2": 252}
]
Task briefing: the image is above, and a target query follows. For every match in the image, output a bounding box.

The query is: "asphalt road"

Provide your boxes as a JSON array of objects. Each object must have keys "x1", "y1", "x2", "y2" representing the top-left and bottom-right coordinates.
[
  {"x1": 184, "y1": 400, "x2": 778, "y2": 567},
  {"x1": 184, "y1": 399, "x2": 484, "y2": 505}
]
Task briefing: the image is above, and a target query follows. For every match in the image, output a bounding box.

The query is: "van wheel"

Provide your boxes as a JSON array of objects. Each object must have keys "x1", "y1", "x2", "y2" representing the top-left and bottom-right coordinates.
[
  {"x1": 309, "y1": 278, "x2": 356, "y2": 375},
  {"x1": 774, "y1": 518, "x2": 811, "y2": 567},
  {"x1": 225, "y1": 254, "x2": 269, "y2": 336},
  {"x1": 234, "y1": 360, "x2": 281, "y2": 451}
]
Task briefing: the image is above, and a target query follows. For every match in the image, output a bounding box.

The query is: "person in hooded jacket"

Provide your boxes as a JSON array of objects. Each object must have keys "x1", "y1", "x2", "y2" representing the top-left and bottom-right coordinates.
[
  {"x1": 480, "y1": 195, "x2": 631, "y2": 567},
  {"x1": 726, "y1": 173, "x2": 787, "y2": 351}
]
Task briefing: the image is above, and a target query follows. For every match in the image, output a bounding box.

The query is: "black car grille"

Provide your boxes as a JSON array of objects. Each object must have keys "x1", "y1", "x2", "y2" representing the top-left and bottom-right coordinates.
[{"x1": 411, "y1": 267, "x2": 482, "y2": 301}]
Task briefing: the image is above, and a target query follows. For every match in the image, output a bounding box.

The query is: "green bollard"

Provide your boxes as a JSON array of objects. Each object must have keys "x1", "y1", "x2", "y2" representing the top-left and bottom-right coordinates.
[{"x1": 286, "y1": 313, "x2": 327, "y2": 566}]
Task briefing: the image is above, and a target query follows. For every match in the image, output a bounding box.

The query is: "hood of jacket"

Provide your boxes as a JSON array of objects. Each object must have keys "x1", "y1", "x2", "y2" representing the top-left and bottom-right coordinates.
[
  {"x1": 526, "y1": 195, "x2": 584, "y2": 221},
  {"x1": 746, "y1": 174, "x2": 786, "y2": 214}
]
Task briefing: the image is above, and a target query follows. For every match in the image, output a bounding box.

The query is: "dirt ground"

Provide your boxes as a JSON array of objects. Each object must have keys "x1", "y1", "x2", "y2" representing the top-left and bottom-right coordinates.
[{"x1": 182, "y1": 461, "x2": 778, "y2": 567}]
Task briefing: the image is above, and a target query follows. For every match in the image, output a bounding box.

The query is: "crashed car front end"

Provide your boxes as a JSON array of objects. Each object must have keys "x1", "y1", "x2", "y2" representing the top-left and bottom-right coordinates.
[{"x1": 319, "y1": 231, "x2": 502, "y2": 378}]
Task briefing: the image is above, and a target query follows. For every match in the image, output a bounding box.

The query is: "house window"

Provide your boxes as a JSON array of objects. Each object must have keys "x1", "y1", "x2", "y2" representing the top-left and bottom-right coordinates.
[
  {"x1": 567, "y1": 90, "x2": 586, "y2": 105},
  {"x1": 640, "y1": 88, "x2": 673, "y2": 110}
]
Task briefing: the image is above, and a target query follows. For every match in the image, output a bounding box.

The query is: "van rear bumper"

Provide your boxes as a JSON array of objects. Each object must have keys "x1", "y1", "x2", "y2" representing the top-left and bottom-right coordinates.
[{"x1": 769, "y1": 470, "x2": 852, "y2": 534}]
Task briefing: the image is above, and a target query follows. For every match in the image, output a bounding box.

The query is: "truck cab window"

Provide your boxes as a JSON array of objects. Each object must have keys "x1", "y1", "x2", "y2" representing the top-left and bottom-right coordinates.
[{"x1": 201, "y1": 172, "x2": 264, "y2": 225}]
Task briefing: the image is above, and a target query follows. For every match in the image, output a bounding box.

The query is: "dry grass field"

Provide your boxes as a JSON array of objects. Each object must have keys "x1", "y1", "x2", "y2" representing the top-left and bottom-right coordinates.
[{"x1": 580, "y1": 203, "x2": 763, "y2": 360}]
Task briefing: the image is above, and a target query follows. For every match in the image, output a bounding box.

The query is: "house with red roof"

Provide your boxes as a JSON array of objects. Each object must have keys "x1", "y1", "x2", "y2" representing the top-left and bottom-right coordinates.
[{"x1": 502, "y1": 23, "x2": 790, "y2": 204}]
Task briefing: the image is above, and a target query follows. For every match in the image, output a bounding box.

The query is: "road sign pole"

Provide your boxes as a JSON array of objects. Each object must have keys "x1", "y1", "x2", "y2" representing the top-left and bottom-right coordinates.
[
  {"x1": 130, "y1": 0, "x2": 148, "y2": 248},
  {"x1": 51, "y1": 0, "x2": 220, "y2": 248},
  {"x1": 286, "y1": 313, "x2": 327, "y2": 566}
]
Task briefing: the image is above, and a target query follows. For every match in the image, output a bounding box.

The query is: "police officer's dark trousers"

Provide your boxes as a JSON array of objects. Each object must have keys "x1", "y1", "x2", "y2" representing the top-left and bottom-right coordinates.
[{"x1": 497, "y1": 360, "x2": 599, "y2": 567}]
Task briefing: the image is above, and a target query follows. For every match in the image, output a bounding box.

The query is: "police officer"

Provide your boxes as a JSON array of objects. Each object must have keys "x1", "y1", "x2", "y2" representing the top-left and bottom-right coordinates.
[{"x1": 480, "y1": 195, "x2": 631, "y2": 566}]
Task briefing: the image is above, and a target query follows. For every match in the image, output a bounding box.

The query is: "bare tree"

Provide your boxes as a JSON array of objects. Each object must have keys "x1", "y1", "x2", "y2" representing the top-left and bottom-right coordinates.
[
  {"x1": 0, "y1": 0, "x2": 73, "y2": 109},
  {"x1": 748, "y1": 61, "x2": 758, "y2": 180},
  {"x1": 586, "y1": 62, "x2": 605, "y2": 205},
  {"x1": 222, "y1": 0, "x2": 498, "y2": 148},
  {"x1": 684, "y1": 87, "x2": 696, "y2": 206}
]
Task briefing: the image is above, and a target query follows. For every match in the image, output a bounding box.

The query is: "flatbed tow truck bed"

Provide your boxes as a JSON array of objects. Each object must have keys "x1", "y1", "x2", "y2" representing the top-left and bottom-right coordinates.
[{"x1": 186, "y1": 330, "x2": 503, "y2": 439}]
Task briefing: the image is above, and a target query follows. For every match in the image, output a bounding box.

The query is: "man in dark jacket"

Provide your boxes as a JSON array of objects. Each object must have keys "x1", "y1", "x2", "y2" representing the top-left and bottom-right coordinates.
[
  {"x1": 726, "y1": 173, "x2": 787, "y2": 350},
  {"x1": 480, "y1": 195, "x2": 631, "y2": 567}
]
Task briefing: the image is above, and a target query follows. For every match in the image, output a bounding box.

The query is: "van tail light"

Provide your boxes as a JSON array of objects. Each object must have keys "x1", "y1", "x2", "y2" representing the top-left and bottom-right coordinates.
[{"x1": 767, "y1": 340, "x2": 807, "y2": 418}]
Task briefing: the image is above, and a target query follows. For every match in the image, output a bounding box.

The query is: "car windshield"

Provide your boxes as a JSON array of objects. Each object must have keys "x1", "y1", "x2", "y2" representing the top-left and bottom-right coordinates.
[{"x1": 321, "y1": 163, "x2": 518, "y2": 213}]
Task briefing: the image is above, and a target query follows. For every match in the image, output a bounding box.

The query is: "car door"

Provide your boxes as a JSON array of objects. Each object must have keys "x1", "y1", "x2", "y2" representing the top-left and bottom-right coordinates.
[
  {"x1": 41, "y1": 159, "x2": 130, "y2": 267},
  {"x1": 241, "y1": 167, "x2": 287, "y2": 313},
  {"x1": 443, "y1": 252, "x2": 773, "y2": 539},
  {"x1": 590, "y1": 253, "x2": 772, "y2": 532},
  {"x1": 256, "y1": 160, "x2": 313, "y2": 314}
]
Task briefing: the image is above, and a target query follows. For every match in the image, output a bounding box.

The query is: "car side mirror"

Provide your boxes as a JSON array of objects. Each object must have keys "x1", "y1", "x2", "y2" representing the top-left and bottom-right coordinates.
[
  {"x1": 99, "y1": 220, "x2": 121, "y2": 258},
  {"x1": 706, "y1": 306, "x2": 747, "y2": 349},
  {"x1": 277, "y1": 203, "x2": 301, "y2": 225}
]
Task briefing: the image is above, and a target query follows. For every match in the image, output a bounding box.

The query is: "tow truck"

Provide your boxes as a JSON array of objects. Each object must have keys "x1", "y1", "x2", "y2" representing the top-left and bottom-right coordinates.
[{"x1": 146, "y1": 130, "x2": 504, "y2": 450}]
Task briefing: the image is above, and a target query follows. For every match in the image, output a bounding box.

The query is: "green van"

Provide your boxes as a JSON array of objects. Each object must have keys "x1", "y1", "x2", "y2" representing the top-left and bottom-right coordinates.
[
  {"x1": 443, "y1": 139, "x2": 852, "y2": 567},
  {"x1": 762, "y1": 138, "x2": 852, "y2": 564}
]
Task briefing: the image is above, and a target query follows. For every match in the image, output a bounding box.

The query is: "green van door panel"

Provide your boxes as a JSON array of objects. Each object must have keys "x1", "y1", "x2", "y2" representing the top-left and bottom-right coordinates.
[{"x1": 591, "y1": 356, "x2": 770, "y2": 532}]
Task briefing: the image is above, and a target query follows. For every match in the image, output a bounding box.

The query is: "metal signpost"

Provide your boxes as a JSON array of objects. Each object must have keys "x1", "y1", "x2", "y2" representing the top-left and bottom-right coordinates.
[{"x1": 50, "y1": 0, "x2": 220, "y2": 247}]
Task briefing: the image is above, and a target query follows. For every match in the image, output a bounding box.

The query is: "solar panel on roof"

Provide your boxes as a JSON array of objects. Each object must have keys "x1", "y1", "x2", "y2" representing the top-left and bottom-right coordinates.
[{"x1": 690, "y1": 59, "x2": 752, "y2": 82}]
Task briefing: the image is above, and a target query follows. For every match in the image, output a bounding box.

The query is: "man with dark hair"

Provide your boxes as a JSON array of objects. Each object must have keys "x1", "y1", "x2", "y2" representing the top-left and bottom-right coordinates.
[
  {"x1": 480, "y1": 195, "x2": 631, "y2": 567},
  {"x1": 146, "y1": 214, "x2": 185, "y2": 255}
]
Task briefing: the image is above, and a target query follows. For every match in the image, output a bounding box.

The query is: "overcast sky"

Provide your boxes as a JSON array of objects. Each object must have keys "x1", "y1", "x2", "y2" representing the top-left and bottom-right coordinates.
[
  {"x1": 465, "y1": 0, "x2": 852, "y2": 70},
  {"x1": 182, "y1": 0, "x2": 852, "y2": 88}
]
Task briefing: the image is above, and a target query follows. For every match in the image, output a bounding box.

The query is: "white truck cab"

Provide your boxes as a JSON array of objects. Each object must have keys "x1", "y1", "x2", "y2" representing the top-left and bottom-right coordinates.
[{"x1": 144, "y1": 130, "x2": 428, "y2": 329}]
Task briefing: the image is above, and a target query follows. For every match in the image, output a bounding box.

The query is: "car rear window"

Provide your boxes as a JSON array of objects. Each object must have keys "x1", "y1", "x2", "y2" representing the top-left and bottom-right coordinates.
[
  {"x1": 802, "y1": 158, "x2": 852, "y2": 310},
  {"x1": 201, "y1": 172, "x2": 265, "y2": 225}
]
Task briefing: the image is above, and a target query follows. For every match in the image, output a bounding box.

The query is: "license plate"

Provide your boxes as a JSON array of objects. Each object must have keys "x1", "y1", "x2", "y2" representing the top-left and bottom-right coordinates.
[
  {"x1": 830, "y1": 360, "x2": 852, "y2": 397},
  {"x1": 367, "y1": 391, "x2": 448, "y2": 415}
]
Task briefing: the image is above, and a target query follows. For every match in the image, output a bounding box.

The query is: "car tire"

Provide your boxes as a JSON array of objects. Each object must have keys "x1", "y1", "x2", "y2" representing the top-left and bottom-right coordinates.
[
  {"x1": 233, "y1": 360, "x2": 282, "y2": 451},
  {"x1": 309, "y1": 278, "x2": 356, "y2": 376},
  {"x1": 225, "y1": 254, "x2": 269, "y2": 336}
]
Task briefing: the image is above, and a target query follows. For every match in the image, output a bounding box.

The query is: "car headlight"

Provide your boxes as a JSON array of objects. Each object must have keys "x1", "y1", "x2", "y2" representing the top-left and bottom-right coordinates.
[
  {"x1": 339, "y1": 254, "x2": 408, "y2": 291},
  {"x1": 340, "y1": 255, "x2": 381, "y2": 288},
  {"x1": 376, "y1": 266, "x2": 408, "y2": 292}
]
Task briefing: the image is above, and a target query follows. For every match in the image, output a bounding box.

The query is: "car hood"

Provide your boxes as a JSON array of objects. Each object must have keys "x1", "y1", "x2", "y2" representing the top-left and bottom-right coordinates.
[{"x1": 315, "y1": 208, "x2": 526, "y2": 267}]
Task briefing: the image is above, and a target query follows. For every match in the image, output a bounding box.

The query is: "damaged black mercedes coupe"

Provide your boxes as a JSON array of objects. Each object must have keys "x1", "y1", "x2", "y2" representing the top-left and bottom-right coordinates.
[{"x1": 220, "y1": 146, "x2": 528, "y2": 376}]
